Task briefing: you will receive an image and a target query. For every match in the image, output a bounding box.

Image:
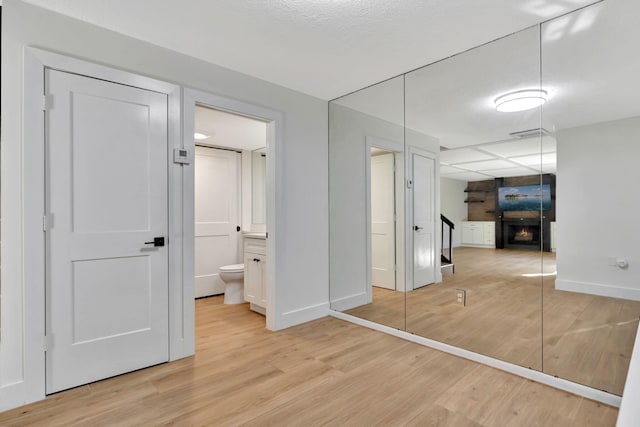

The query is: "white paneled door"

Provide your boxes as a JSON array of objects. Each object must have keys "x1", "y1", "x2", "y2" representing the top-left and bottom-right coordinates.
[
  {"x1": 371, "y1": 153, "x2": 396, "y2": 290},
  {"x1": 412, "y1": 152, "x2": 436, "y2": 289},
  {"x1": 194, "y1": 146, "x2": 240, "y2": 298},
  {"x1": 45, "y1": 69, "x2": 169, "y2": 394}
]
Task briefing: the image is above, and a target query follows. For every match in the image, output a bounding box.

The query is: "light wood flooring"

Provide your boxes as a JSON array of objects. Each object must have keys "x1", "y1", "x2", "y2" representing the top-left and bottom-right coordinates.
[
  {"x1": 346, "y1": 247, "x2": 640, "y2": 395},
  {"x1": 0, "y1": 296, "x2": 618, "y2": 426}
]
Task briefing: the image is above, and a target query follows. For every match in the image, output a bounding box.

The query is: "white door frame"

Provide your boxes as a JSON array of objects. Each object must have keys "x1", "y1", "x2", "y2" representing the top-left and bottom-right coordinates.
[
  {"x1": 365, "y1": 136, "x2": 404, "y2": 302},
  {"x1": 405, "y1": 146, "x2": 441, "y2": 292},
  {"x1": 183, "y1": 88, "x2": 282, "y2": 331},
  {"x1": 20, "y1": 47, "x2": 186, "y2": 403}
]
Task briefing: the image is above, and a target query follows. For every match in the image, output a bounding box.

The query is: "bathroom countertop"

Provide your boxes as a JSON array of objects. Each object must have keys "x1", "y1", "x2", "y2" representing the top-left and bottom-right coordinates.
[{"x1": 243, "y1": 231, "x2": 267, "y2": 239}]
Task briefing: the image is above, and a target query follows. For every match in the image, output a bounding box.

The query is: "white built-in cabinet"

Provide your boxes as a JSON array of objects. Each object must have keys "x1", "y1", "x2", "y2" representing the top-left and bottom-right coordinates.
[
  {"x1": 461, "y1": 221, "x2": 495, "y2": 248},
  {"x1": 244, "y1": 236, "x2": 267, "y2": 315}
]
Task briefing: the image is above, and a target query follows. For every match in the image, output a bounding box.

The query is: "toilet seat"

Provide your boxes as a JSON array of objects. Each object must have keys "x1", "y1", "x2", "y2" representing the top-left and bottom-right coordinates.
[{"x1": 220, "y1": 264, "x2": 244, "y2": 273}]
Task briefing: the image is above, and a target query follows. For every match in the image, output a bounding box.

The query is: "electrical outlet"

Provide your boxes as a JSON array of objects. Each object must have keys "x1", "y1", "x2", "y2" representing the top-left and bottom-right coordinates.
[
  {"x1": 456, "y1": 289, "x2": 466, "y2": 306},
  {"x1": 617, "y1": 258, "x2": 629, "y2": 269}
]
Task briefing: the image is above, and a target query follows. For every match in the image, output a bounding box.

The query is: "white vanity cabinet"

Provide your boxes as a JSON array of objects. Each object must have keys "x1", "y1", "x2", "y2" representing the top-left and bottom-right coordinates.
[
  {"x1": 244, "y1": 236, "x2": 267, "y2": 315},
  {"x1": 461, "y1": 221, "x2": 495, "y2": 248}
]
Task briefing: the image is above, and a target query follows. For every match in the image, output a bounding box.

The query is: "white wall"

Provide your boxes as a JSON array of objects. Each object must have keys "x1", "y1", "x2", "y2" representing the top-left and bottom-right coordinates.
[
  {"x1": 440, "y1": 177, "x2": 467, "y2": 247},
  {"x1": 618, "y1": 326, "x2": 640, "y2": 426},
  {"x1": 0, "y1": 0, "x2": 328, "y2": 411},
  {"x1": 556, "y1": 116, "x2": 640, "y2": 300}
]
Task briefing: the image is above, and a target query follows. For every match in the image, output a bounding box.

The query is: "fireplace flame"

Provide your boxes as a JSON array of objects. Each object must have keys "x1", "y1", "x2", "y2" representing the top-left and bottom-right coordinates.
[{"x1": 514, "y1": 227, "x2": 533, "y2": 242}]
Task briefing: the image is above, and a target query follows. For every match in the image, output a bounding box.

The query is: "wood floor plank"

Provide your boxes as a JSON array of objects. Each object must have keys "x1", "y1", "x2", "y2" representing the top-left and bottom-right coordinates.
[{"x1": 0, "y1": 295, "x2": 618, "y2": 426}]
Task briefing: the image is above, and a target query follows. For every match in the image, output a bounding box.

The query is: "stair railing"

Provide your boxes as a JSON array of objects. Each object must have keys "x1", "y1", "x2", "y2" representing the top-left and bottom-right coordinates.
[{"x1": 441, "y1": 214, "x2": 454, "y2": 272}]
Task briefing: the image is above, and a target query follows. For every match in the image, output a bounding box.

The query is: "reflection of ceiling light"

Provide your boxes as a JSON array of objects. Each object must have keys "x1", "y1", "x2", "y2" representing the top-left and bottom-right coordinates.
[
  {"x1": 194, "y1": 132, "x2": 210, "y2": 140},
  {"x1": 495, "y1": 89, "x2": 547, "y2": 112}
]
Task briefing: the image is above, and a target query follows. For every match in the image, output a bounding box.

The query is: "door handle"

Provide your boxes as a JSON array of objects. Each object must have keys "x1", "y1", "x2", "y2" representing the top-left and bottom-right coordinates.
[
  {"x1": 414, "y1": 225, "x2": 423, "y2": 231},
  {"x1": 144, "y1": 237, "x2": 165, "y2": 247}
]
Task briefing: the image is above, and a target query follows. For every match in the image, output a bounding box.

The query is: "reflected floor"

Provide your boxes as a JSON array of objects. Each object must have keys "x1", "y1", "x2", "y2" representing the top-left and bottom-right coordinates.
[
  {"x1": 345, "y1": 286, "x2": 406, "y2": 331},
  {"x1": 346, "y1": 247, "x2": 640, "y2": 395}
]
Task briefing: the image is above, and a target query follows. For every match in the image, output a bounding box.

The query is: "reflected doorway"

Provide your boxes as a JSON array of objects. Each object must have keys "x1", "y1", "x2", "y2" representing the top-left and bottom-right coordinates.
[
  {"x1": 370, "y1": 148, "x2": 397, "y2": 291},
  {"x1": 358, "y1": 136, "x2": 406, "y2": 330}
]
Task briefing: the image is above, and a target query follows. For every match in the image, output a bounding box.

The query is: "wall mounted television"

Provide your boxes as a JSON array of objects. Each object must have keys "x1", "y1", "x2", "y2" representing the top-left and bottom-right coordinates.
[{"x1": 498, "y1": 184, "x2": 551, "y2": 211}]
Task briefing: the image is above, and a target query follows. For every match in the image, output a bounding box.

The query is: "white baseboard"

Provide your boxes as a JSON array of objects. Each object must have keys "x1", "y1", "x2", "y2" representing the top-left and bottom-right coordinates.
[
  {"x1": 329, "y1": 310, "x2": 621, "y2": 408},
  {"x1": 194, "y1": 276, "x2": 225, "y2": 298},
  {"x1": 556, "y1": 279, "x2": 640, "y2": 301},
  {"x1": 329, "y1": 292, "x2": 369, "y2": 312},
  {"x1": 0, "y1": 381, "x2": 43, "y2": 413},
  {"x1": 276, "y1": 302, "x2": 330, "y2": 330}
]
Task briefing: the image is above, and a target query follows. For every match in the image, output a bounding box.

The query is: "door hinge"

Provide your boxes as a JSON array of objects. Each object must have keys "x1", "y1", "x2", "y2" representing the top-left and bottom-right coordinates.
[
  {"x1": 43, "y1": 214, "x2": 53, "y2": 232},
  {"x1": 43, "y1": 94, "x2": 52, "y2": 111},
  {"x1": 44, "y1": 334, "x2": 54, "y2": 352}
]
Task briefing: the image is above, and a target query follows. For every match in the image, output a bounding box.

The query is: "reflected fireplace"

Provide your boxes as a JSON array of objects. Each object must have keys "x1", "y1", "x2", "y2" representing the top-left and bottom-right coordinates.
[
  {"x1": 507, "y1": 224, "x2": 540, "y2": 247},
  {"x1": 499, "y1": 219, "x2": 546, "y2": 251}
]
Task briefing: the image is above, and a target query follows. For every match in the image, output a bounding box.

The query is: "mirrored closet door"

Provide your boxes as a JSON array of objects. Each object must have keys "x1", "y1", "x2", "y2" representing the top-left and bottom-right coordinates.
[
  {"x1": 329, "y1": 76, "x2": 407, "y2": 330},
  {"x1": 404, "y1": 25, "x2": 544, "y2": 370},
  {"x1": 329, "y1": 0, "x2": 640, "y2": 396},
  {"x1": 540, "y1": 0, "x2": 640, "y2": 395}
]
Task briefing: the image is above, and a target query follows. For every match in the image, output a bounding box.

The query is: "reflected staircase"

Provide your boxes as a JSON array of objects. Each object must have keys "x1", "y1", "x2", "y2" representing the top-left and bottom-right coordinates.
[{"x1": 441, "y1": 214, "x2": 455, "y2": 276}]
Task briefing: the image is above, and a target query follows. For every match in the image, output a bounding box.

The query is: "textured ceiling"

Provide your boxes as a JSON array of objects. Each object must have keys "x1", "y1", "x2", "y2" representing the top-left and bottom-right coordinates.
[{"x1": 21, "y1": 0, "x2": 596, "y2": 100}]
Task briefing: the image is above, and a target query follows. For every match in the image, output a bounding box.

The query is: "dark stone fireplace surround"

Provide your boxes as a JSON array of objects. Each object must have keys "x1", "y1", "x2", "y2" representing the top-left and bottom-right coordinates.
[
  {"x1": 492, "y1": 174, "x2": 555, "y2": 252},
  {"x1": 465, "y1": 174, "x2": 555, "y2": 251}
]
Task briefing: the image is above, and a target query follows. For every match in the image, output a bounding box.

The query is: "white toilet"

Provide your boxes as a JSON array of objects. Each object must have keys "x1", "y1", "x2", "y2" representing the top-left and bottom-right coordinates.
[{"x1": 219, "y1": 264, "x2": 245, "y2": 304}]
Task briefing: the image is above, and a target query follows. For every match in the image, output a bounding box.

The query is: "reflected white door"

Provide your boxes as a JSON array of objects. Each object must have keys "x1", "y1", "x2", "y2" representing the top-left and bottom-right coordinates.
[
  {"x1": 194, "y1": 146, "x2": 240, "y2": 298},
  {"x1": 413, "y1": 152, "x2": 436, "y2": 289},
  {"x1": 45, "y1": 69, "x2": 169, "y2": 394},
  {"x1": 371, "y1": 153, "x2": 396, "y2": 290}
]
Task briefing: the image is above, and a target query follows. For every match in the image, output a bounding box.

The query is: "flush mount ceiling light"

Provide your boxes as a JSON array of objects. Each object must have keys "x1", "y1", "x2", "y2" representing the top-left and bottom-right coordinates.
[
  {"x1": 494, "y1": 89, "x2": 547, "y2": 112},
  {"x1": 194, "y1": 132, "x2": 210, "y2": 140}
]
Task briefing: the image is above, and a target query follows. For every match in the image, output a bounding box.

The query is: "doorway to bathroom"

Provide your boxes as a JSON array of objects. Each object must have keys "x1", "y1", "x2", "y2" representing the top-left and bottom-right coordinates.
[
  {"x1": 184, "y1": 88, "x2": 281, "y2": 335},
  {"x1": 193, "y1": 104, "x2": 268, "y2": 316},
  {"x1": 193, "y1": 106, "x2": 266, "y2": 300}
]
